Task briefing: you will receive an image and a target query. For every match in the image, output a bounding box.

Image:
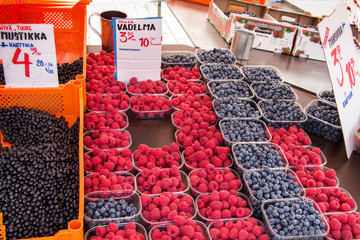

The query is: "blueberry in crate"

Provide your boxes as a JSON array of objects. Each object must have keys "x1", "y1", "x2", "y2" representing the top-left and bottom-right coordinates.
[
  {"x1": 161, "y1": 51, "x2": 197, "y2": 69},
  {"x1": 251, "y1": 82, "x2": 297, "y2": 101},
  {"x1": 219, "y1": 118, "x2": 270, "y2": 144},
  {"x1": 259, "y1": 100, "x2": 307, "y2": 129},
  {"x1": 262, "y1": 198, "x2": 329, "y2": 239},
  {"x1": 207, "y1": 80, "x2": 253, "y2": 99},
  {"x1": 201, "y1": 63, "x2": 243, "y2": 81},
  {"x1": 196, "y1": 48, "x2": 236, "y2": 64},
  {"x1": 232, "y1": 142, "x2": 288, "y2": 172},
  {"x1": 241, "y1": 66, "x2": 283, "y2": 83},
  {"x1": 213, "y1": 97, "x2": 261, "y2": 119},
  {"x1": 304, "y1": 100, "x2": 341, "y2": 143}
]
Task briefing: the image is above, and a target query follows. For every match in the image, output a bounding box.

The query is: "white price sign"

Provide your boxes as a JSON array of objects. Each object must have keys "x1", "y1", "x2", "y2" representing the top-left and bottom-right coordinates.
[
  {"x1": 113, "y1": 17, "x2": 162, "y2": 84},
  {"x1": 0, "y1": 24, "x2": 58, "y2": 88},
  {"x1": 318, "y1": 1, "x2": 360, "y2": 158}
]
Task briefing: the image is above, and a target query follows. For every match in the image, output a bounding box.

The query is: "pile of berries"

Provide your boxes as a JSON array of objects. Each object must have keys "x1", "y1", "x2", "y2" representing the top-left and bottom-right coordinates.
[
  {"x1": 251, "y1": 82, "x2": 297, "y2": 101},
  {"x1": 162, "y1": 66, "x2": 200, "y2": 81},
  {"x1": 197, "y1": 48, "x2": 236, "y2": 64},
  {"x1": 209, "y1": 218, "x2": 269, "y2": 240},
  {"x1": 214, "y1": 97, "x2": 261, "y2": 118},
  {"x1": 268, "y1": 126, "x2": 311, "y2": 147},
  {"x1": 83, "y1": 129, "x2": 131, "y2": 151},
  {"x1": 244, "y1": 168, "x2": 302, "y2": 201},
  {"x1": 85, "y1": 196, "x2": 139, "y2": 228},
  {"x1": 176, "y1": 126, "x2": 223, "y2": 148},
  {"x1": 190, "y1": 164, "x2": 241, "y2": 194},
  {"x1": 263, "y1": 199, "x2": 327, "y2": 237},
  {"x1": 318, "y1": 89, "x2": 335, "y2": 104},
  {"x1": 208, "y1": 80, "x2": 253, "y2": 99},
  {"x1": 259, "y1": 100, "x2": 306, "y2": 125},
  {"x1": 151, "y1": 220, "x2": 208, "y2": 240},
  {"x1": 233, "y1": 143, "x2": 286, "y2": 170},
  {"x1": 84, "y1": 148, "x2": 133, "y2": 173},
  {"x1": 285, "y1": 146, "x2": 324, "y2": 167},
  {"x1": 325, "y1": 212, "x2": 360, "y2": 239},
  {"x1": 127, "y1": 77, "x2": 167, "y2": 95},
  {"x1": 132, "y1": 143, "x2": 181, "y2": 170},
  {"x1": 88, "y1": 222, "x2": 145, "y2": 240},
  {"x1": 220, "y1": 119, "x2": 268, "y2": 143},
  {"x1": 242, "y1": 66, "x2": 283, "y2": 83},
  {"x1": 171, "y1": 94, "x2": 213, "y2": 111},
  {"x1": 87, "y1": 51, "x2": 115, "y2": 69},
  {"x1": 84, "y1": 171, "x2": 135, "y2": 195},
  {"x1": 141, "y1": 192, "x2": 195, "y2": 223},
  {"x1": 183, "y1": 144, "x2": 232, "y2": 169},
  {"x1": 161, "y1": 54, "x2": 196, "y2": 68},
  {"x1": 294, "y1": 165, "x2": 338, "y2": 188},
  {"x1": 172, "y1": 107, "x2": 217, "y2": 128},
  {"x1": 57, "y1": 57, "x2": 84, "y2": 84},
  {"x1": 129, "y1": 94, "x2": 172, "y2": 119},
  {"x1": 201, "y1": 64, "x2": 243, "y2": 80},
  {"x1": 196, "y1": 190, "x2": 252, "y2": 220},
  {"x1": 85, "y1": 111, "x2": 128, "y2": 131},
  {"x1": 86, "y1": 77, "x2": 126, "y2": 95},
  {"x1": 305, "y1": 187, "x2": 356, "y2": 214},
  {"x1": 167, "y1": 79, "x2": 207, "y2": 95},
  {"x1": 136, "y1": 166, "x2": 188, "y2": 194},
  {"x1": 87, "y1": 92, "x2": 130, "y2": 112}
]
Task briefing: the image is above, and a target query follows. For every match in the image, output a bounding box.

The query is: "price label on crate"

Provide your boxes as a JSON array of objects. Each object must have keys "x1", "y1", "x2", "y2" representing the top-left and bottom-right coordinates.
[
  {"x1": 318, "y1": 2, "x2": 360, "y2": 158},
  {"x1": 113, "y1": 17, "x2": 162, "y2": 84},
  {"x1": 0, "y1": 24, "x2": 58, "y2": 88}
]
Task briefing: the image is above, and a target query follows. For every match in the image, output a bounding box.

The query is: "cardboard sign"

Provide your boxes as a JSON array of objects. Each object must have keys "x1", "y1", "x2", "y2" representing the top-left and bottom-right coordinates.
[
  {"x1": 0, "y1": 24, "x2": 58, "y2": 88},
  {"x1": 113, "y1": 17, "x2": 162, "y2": 84},
  {"x1": 318, "y1": 2, "x2": 360, "y2": 158}
]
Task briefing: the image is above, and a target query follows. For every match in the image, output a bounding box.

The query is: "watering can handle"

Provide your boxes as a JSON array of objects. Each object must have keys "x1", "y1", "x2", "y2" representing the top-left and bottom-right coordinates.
[{"x1": 88, "y1": 12, "x2": 101, "y2": 37}]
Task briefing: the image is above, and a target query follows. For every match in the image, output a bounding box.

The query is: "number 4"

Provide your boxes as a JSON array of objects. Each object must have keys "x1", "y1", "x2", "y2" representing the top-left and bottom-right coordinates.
[{"x1": 12, "y1": 47, "x2": 32, "y2": 77}]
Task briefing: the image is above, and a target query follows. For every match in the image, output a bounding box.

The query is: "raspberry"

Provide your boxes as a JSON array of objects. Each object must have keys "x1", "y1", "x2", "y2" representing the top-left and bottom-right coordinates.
[
  {"x1": 313, "y1": 170, "x2": 325, "y2": 181},
  {"x1": 219, "y1": 227, "x2": 230, "y2": 239},
  {"x1": 346, "y1": 198, "x2": 356, "y2": 208},
  {"x1": 330, "y1": 218, "x2": 342, "y2": 230},
  {"x1": 330, "y1": 200, "x2": 341, "y2": 211},
  {"x1": 325, "y1": 168, "x2": 337, "y2": 179},
  {"x1": 96, "y1": 226, "x2": 107, "y2": 237},
  {"x1": 340, "y1": 203, "x2": 352, "y2": 212},
  {"x1": 107, "y1": 222, "x2": 119, "y2": 233},
  {"x1": 342, "y1": 229, "x2": 353, "y2": 240},
  {"x1": 173, "y1": 215, "x2": 186, "y2": 227},
  {"x1": 166, "y1": 224, "x2": 180, "y2": 238},
  {"x1": 180, "y1": 225, "x2": 195, "y2": 238},
  {"x1": 238, "y1": 229, "x2": 249, "y2": 240},
  {"x1": 251, "y1": 225, "x2": 262, "y2": 237},
  {"x1": 353, "y1": 224, "x2": 360, "y2": 235},
  {"x1": 210, "y1": 228, "x2": 220, "y2": 240}
]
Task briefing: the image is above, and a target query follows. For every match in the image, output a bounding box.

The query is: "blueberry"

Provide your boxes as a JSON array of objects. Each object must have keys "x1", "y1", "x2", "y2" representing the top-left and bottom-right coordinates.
[
  {"x1": 252, "y1": 82, "x2": 297, "y2": 101},
  {"x1": 242, "y1": 66, "x2": 283, "y2": 83},
  {"x1": 214, "y1": 97, "x2": 260, "y2": 118},
  {"x1": 197, "y1": 48, "x2": 236, "y2": 64},
  {"x1": 305, "y1": 100, "x2": 341, "y2": 142}
]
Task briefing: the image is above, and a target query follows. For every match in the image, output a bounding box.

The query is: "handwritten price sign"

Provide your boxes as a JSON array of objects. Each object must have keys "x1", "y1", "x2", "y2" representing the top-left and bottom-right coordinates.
[
  {"x1": 319, "y1": 2, "x2": 360, "y2": 158},
  {"x1": 0, "y1": 24, "x2": 58, "y2": 88},
  {"x1": 113, "y1": 17, "x2": 162, "y2": 84}
]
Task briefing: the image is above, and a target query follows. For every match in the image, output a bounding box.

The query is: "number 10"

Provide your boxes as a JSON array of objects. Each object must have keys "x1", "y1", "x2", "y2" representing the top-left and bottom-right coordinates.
[{"x1": 139, "y1": 38, "x2": 149, "y2": 47}]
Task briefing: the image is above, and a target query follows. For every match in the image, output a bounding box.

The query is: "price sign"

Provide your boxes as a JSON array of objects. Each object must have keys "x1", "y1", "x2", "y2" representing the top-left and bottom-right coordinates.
[
  {"x1": 113, "y1": 17, "x2": 162, "y2": 84},
  {"x1": 0, "y1": 24, "x2": 58, "y2": 88},
  {"x1": 318, "y1": 1, "x2": 360, "y2": 158}
]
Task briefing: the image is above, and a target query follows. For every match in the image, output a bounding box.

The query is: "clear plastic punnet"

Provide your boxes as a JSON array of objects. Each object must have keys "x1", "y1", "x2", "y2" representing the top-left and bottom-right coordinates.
[
  {"x1": 316, "y1": 84, "x2": 336, "y2": 106},
  {"x1": 167, "y1": 80, "x2": 207, "y2": 96},
  {"x1": 304, "y1": 99, "x2": 342, "y2": 143},
  {"x1": 232, "y1": 142, "x2": 289, "y2": 175},
  {"x1": 261, "y1": 198, "x2": 330, "y2": 240},
  {"x1": 301, "y1": 187, "x2": 358, "y2": 215},
  {"x1": 324, "y1": 212, "x2": 360, "y2": 240},
  {"x1": 161, "y1": 50, "x2": 197, "y2": 69},
  {"x1": 84, "y1": 191, "x2": 141, "y2": 230},
  {"x1": 140, "y1": 192, "x2": 197, "y2": 229},
  {"x1": 258, "y1": 100, "x2": 308, "y2": 129},
  {"x1": 84, "y1": 222, "x2": 148, "y2": 240},
  {"x1": 84, "y1": 111, "x2": 129, "y2": 132},
  {"x1": 129, "y1": 95, "x2": 173, "y2": 120},
  {"x1": 126, "y1": 82, "x2": 169, "y2": 97},
  {"x1": 206, "y1": 79, "x2": 254, "y2": 99},
  {"x1": 240, "y1": 65, "x2": 285, "y2": 83},
  {"x1": 132, "y1": 150, "x2": 184, "y2": 172},
  {"x1": 250, "y1": 82, "x2": 298, "y2": 102},
  {"x1": 148, "y1": 220, "x2": 210, "y2": 240},
  {"x1": 243, "y1": 168, "x2": 305, "y2": 218},
  {"x1": 83, "y1": 129, "x2": 132, "y2": 153},
  {"x1": 290, "y1": 165, "x2": 340, "y2": 188},
  {"x1": 213, "y1": 97, "x2": 261, "y2": 120},
  {"x1": 200, "y1": 63, "x2": 244, "y2": 82},
  {"x1": 195, "y1": 48, "x2": 237, "y2": 65},
  {"x1": 188, "y1": 168, "x2": 242, "y2": 197},
  {"x1": 287, "y1": 145, "x2": 327, "y2": 168},
  {"x1": 181, "y1": 149, "x2": 234, "y2": 171}
]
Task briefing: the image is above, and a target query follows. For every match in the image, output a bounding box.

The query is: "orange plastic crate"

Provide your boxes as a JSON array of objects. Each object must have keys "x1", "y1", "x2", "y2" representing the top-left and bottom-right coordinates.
[
  {"x1": 0, "y1": 0, "x2": 91, "y2": 75},
  {"x1": 0, "y1": 80, "x2": 85, "y2": 240},
  {"x1": 184, "y1": 0, "x2": 265, "y2": 6}
]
